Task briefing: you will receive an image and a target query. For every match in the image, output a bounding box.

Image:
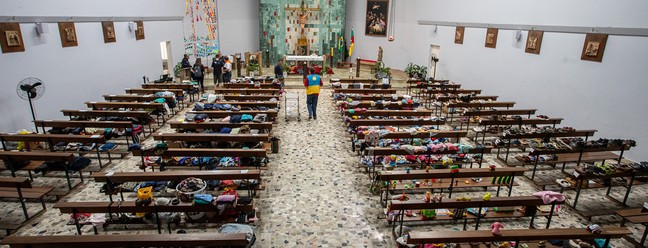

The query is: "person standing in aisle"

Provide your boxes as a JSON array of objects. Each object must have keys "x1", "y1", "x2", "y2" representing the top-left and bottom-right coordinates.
[
  {"x1": 192, "y1": 58, "x2": 207, "y2": 92},
  {"x1": 211, "y1": 52, "x2": 225, "y2": 87},
  {"x1": 223, "y1": 57, "x2": 233, "y2": 83},
  {"x1": 304, "y1": 67, "x2": 323, "y2": 120},
  {"x1": 274, "y1": 59, "x2": 284, "y2": 79}
]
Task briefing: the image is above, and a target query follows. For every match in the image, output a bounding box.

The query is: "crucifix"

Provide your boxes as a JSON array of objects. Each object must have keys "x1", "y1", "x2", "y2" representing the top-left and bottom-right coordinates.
[{"x1": 285, "y1": 0, "x2": 321, "y2": 35}]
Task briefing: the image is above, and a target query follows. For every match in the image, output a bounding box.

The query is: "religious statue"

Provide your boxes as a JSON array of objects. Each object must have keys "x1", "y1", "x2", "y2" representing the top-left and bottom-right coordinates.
[
  {"x1": 298, "y1": 10, "x2": 310, "y2": 34},
  {"x1": 378, "y1": 46, "x2": 383, "y2": 62}
]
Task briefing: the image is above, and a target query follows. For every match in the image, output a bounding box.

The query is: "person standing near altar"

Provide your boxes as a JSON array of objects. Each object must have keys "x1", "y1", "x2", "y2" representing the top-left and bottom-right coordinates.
[{"x1": 304, "y1": 67, "x2": 323, "y2": 120}]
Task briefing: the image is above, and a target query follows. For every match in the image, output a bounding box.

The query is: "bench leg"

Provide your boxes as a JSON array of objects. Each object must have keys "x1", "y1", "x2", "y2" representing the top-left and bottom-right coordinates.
[
  {"x1": 16, "y1": 187, "x2": 29, "y2": 220},
  {"x1": 72, "y1": 209, "x2": 82, "y2": 235}
]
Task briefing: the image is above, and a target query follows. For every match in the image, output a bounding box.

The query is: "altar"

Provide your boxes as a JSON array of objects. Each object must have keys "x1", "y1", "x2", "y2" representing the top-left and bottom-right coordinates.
[
  {"x1": 259, "y1": 0, "x2": 347, "y2": 65},
  {"x1": 284, "y1": 55, "x2": 326, "y2": 76}
]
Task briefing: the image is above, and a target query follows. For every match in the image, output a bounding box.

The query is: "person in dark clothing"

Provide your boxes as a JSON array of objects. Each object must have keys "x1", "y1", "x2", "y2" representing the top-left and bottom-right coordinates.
[
  {"x1": 192, "y1": 58, "x2": 207, "y2": 92},
  {"x1": 181, "y1": 54, "x2": 191, "y2": 68},
  {"x1": 211, "y1": 52, "x2": 225, "y2": 87},
  {"x1": 274, "y1": 60, "x2": 284, "y2": 79}
]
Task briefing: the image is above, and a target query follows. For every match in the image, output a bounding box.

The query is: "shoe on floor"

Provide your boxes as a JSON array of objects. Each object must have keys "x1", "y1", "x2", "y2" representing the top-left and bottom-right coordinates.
[
  {"x1": 314, "y1": 115, "x2": 317, "y2": 120},
  {"x1": 556, "y1": 178, "x2": 571, "y2": 188},
  {"x1": 308, "y1": 116, "x2": 312, "y2": 120}
]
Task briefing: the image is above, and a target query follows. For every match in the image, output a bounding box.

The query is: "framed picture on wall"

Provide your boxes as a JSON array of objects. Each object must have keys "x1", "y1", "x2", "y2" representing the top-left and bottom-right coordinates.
[
  {"x1": 525, "y1": 30, "x2": 543, "y2": 54},
  {"x1": 135, "y1": 21, "x2": 145, "y2": 40},
  {"x1": 58, "y1": 22, "x2": 78, "y2": 47},
  {"x1": 454, "y1": 26, "x2": 465, "y2": 44},
  {"x1": 485, "y1": 28, "x2": 498, "y2": 48},
  {"x1": 581, "y1": 33, "x2": 607, "y2": 62},
  {"x1": 365, "y1": 0, "x2": 389, "y2": 37},
  {"x1": 102, "y1": 21, "x2": 116, "y2": 43},
  {"x1": 0, "y1": 23, "x2": 25, "y2": 53}
]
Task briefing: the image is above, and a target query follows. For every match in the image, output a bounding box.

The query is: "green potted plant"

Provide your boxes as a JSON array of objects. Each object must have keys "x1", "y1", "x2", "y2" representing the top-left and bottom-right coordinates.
[
  {"x1": 404, "y1": 63, "x2": 416, "y2": 78},
  {"x1": 414, "y1": 65, "x2": 427, "y2": 79},
  {"x1": 173, "y1": 62, "x2": 183, "y2": 78},
  {"x1": 248, "y1": 62, "x2": 260, "y2": 77}
]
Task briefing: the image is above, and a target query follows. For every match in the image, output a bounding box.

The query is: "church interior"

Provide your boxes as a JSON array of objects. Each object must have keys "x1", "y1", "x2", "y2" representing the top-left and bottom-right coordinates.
[{"x1": 0, "y1": 0, "x2": 647, "y2": 247}]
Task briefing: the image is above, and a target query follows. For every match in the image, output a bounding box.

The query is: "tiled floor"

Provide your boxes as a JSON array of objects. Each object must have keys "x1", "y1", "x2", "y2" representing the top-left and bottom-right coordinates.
[{"x1": 1, "y1": 69, "x2": 645, "y2": 247}]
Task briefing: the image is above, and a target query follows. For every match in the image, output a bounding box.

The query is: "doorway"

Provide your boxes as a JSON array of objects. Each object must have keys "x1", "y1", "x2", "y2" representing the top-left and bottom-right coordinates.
[
  {"x1": 160, "y1": 41, "x2": 173, "y2": 75},
  {"x1": 429, "y1": 44, "x2": 440, "y2": 79}
]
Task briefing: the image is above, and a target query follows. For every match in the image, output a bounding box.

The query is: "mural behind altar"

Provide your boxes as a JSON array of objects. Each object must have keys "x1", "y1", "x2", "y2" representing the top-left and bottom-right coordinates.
[{"x1": 259, "y1": 0, "x2": 346, "y2": 65}]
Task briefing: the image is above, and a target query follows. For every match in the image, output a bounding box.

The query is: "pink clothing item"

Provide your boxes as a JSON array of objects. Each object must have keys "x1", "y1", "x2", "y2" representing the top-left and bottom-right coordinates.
[
  {"x1": 533, "y1": 191, "x2": 566, "y2": 204},
  {"x1": 491, "y1": 222, "x2": 504, "y2": 235}
]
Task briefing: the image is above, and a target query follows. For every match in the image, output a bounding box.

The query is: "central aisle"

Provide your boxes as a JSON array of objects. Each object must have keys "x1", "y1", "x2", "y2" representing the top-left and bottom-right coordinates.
[{"x1": 255, "y1": 89, "x2": 394, "y2": 247}]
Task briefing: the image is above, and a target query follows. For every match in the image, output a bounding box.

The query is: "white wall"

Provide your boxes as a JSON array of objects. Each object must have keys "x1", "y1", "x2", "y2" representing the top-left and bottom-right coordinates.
[
  {"x1": 0, "y1": 0, "x2": 185, "y2": 132},
  {"x1": 217, "y1": 0, "x2": 259, "y2": 56},
  {"x1": 347, "y1": 0, "x2": 648, "y2": 161}
]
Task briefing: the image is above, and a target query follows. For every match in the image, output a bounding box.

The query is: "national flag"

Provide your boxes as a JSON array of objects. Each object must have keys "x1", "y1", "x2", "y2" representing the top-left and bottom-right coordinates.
[
  {"x1": 339, "y1": 35, "x2": 344, "y2": 54},
  {"x1": 348, "y1": 28, "x2": 355, "y2": 57}
]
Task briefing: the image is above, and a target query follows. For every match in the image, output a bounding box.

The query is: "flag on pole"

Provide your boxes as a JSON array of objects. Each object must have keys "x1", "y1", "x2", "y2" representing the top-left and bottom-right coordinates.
[
  {"x1": 339, "y1": 35, "x2": 344, "y2": 54},
  {"x1": 348, "y1": 28, "x2": 355, "y2": 57}
]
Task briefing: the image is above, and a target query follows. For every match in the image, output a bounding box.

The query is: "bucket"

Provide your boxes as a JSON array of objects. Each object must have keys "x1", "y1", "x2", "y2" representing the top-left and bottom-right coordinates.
[{"x1": 175, "y1": 178, "x2": 207, "y2": 203}]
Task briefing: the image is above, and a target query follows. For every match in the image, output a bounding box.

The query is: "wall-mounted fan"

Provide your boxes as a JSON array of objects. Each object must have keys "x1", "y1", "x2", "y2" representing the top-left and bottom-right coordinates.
[{"x1": 16, "y1": 77, "x2": 45, "y2": 133}]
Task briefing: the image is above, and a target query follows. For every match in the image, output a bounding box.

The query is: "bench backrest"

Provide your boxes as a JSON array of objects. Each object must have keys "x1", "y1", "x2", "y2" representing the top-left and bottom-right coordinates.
[
  {"x1": 132, "y1": 148, "x2": 267, "y2": 158},
  {"x1": 377, "y1": 167, "x2": 526, "y2": 181},
  {"x1": 343, "y1": 110, "x2": 434, "y2": 117},
  {"x1": 93, "y1": 170, "x2": 262, "y2": 183},
  {"x1": 348, "y1": 119, "x2": 441, "y2": 127},
  {"x1": 389, "y1": 196, "x2": 559, "y2": 211},
  {"x1": 168, "y1": 121, "x2": 274, "y2": 131},
  {"x1": 152, "y1": 133, "x2": 269, "y2": 142},
  {"x1": 0, "y1": 151, "x2": 75, "y2": 163},
  {"x1": 0, "y1": 133, "x2": 106, "y2": 144},
  {"x1": 356, "y1": 131, "x2": 467, "y2": 140},
  {"x1": 33, "y1": 120, "x2": 133, "y2": 129},
  {"x1": 1, "y1": 233, "x2": 249, "y2": 248},
  {"x1": 85, "y1": 102, "x2": 164, "y2": 110},
  {"x1": 407, "y1": 227, "x2": 631, "y2": 244},
  {"x1": 61, "y1": 110, "x2": 151, "y2": 118},
  {"x1": 0, "y1": 177, "x2": 31, "y2": 188}
]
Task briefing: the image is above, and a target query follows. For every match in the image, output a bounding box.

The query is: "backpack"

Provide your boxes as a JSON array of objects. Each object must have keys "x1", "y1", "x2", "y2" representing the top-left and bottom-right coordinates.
[{"x1": 192, "y1": 65, "x2": 203, "y2": 78}]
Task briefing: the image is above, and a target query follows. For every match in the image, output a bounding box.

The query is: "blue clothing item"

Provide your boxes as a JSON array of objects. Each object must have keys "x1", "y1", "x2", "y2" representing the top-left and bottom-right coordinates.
[
  {"x1": 99, "y1": 142, "x2": 117, "y2": 151},
  {"x1": 306, "y1": 94, "x2": 319, "y2": 117},
  {"x1": 181, "y1": 58, "x2": 191, "y2": 68},
  {"x1": 241, "y1": 114, "x2": 254, "y2": 122}
]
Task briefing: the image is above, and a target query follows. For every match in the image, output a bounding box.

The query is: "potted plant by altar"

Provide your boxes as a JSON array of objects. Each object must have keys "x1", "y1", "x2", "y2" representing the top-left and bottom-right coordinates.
[
  {"x1": 405, "y1": 63, "x2": 427, "y2": 79},
  {"x1": 248, "y1": 62, "x2": 260, "y2": 77},
  {"x1": 371, "y1": 61, "x2": 392, "y2": 87}
]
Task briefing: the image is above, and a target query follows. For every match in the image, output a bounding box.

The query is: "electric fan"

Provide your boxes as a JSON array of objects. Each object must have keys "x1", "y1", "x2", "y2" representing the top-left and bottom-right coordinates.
[{"x1": 16, "y1": 77, "x2": 45, "y2": 133}]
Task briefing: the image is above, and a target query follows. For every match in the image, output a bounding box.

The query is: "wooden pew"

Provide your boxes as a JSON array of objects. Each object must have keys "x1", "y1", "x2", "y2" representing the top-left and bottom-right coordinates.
[
  {"x1": 389, "y1": 196, "x2": 563, "y2": 237},
  {"x1": 212, "y1": 101, "x2": 280, "y2": 109},
  {"x1": 333, "y1": 78, "x2": 379, "y2": 84},
  {"x1": 53, "y1": 201, "x2": 255, "y2": 235},
  {"x1": 462, "y1": 109, "x2": 537, "y2": 119},
  {"x1": 471, "y1": 118, "x2": 564, "y2": 142},
  {"x1": 132, "y1": 148, "x2": 267, "y2": 171},
  {"x1": 168, "y1": 121, "x2": 274, "y2": 133},
  {"x1": 0, "y1": 133, "x2": 116, "y2": 168},
  {"x1": 347, "y1": 119, "x2": 448, "y2": 151},
  {"x1": 103, "y1": 94, "x2": 177, "y2": 106},
  {"x1": 0, "y1": 177, "x2": 52, "y2": 224},
  {"x1": 335, "y1": 94, "x2": 408, "y2": 101},
  {"x1": 339, "y1": 102, "x2": 416, "y2": 110},
  {"x1": 93, "y1": 170, "x2": 263, "y2": 201},
  {"x1": 333, "y1": 89, "x2": 397, "y2": 95},
  {"x1": 221, "y1": 95, "x2": 278, "y2": 101},
  {"x1": 376, "y1": 167, "x2": 526, "y2": 206},
  {"x1": 0, "y1": 151, "x2": 79, "y2": 190},
  {"x1": 188, "y1": 110, "x2": 278, "y2": 121},
  {"x1": 564, "y1": 165, "x2": 645, "y2": 209},
  {"x1": 356, "y1": 130, "x2": 467, "y2": 143},
  {"x1": 446, "y1": 101, "x2": 516, "y2": 109},
  {"x1": 141, "y1": 83, "x2": 195, "y2": 91},
  {"x1": 435, "y1": 95, "x2": 499, "y2": 102},
  {"x1": 1, "y1": 233, "x2": 252, "y2": 248},
  {"x1": 125, "y1": 88, "x2": 184, "y2": 97},
  {"x1": 223, "y1": 83, "x2": 281, "y2": 89},
  {"x1": 33, "y1": 120, "x2": 136, "y2": 145},
  {"x1": 407, "y1": 227, "x2": 631, "y2": 248},
  {"x1": 84, "y1": 102, "x2": 168, "y2": 123},
  {"x1": 496, "y1": 129, "x2": 597, "y2": 165},
  {"x1": 616, "y1": 208, "x2": 648, "y2": 247},
  {"x1": 61, "y1": 110, "x2": 155, "y2": 133},
  {"x1": 214, "y1": 89, "x2": 281, "y2": 95},
  {"x1": 152, "y1": 133, "x2": 270, "y2": 149},
  {"x1": 343, "y1": 110, "x2": 434, "y2": 117}
]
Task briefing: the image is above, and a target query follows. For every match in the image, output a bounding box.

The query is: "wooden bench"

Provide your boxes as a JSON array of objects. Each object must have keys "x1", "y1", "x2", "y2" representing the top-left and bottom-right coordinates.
[
  {"x1": 85, "y1": 101, "x2": 168, "y2": 123},
  {"x1": 102, "y1": 94, "x2": 178, "y2": 108},
  {"x1": 343, "y1": 110, "x2": 434, "y2": 117},
  {"x1": 353, "y1": 130, "x2": 466, "y2": 153},
  {"x1": 335, "y1": 94, "x2": 407, "y2": 101},
  {"x1": 220, "y1": 95, "x2": 278, "y2": 101},
  {"x1": 1, "y1": 233, "x2": 252, "y2": 248},
  {"x1": 495, "y1": 129, "x2": 597, "y2": 165},
  {"x1": 339, "y1": 102, "x2": 416, "y2": 110},
  {"x1": 522, "y1": 145, "x2": 628, "y2": 181},
  {"x1": 188, "y1": 110, "x2": 278, "y2": 121},
  {"x1": 617, "y1": 208, "x2": 648, "y2": 247},
  {"x1": 333, "y1": 78, "x2": 379, "y2": 84},
  {"x1": 389, "y1": 196, "x2": 563, "y2": 237},
  {"x1": 132, "y1": 148, "x2": 267, "y2": 171},
  {"x1": 435, "y1": 95, "x2": 499, "y2": 102},
  {"x1": 214, "y1": 89, "x2": 281, "y2": 95},
  {"x1": 0, "y1": 178, "x2": 52, "y2": 227},
  {"x1": 376, "y1": 167, "x2": 525, "y2": 205},
  {"x1": 564, "y1": 165, "x2": 645, "y2": 209},
  {"x1": 93, "y1": 170, "x2": 263, "y2": 201},
  {"x1": 223, "y1": 83, "x2": 282, "y2": 89},
  {"x1": 152, "y1": 133, "x2": 270, "y2": 151},
  {"x1": 0, "y1": 133, "x2": 115, "y2": 168},
  {"x1": 0, "y1": 151, "x2": 79, "y2": 190},
  {"x1": 141, "y1": 83, "x2": 195, "y2": 91},
  {"x1": 462, "y1": 109, "x2": 538, "y2": 119},
  {"x1": 471, "y1": 118, "x2": 564, "y2": 142},
  {"x1": 33, "y1": 120, "x2": 136, "y2": 145},
  {"x1": 61, "y1": 109, "x2": 155, "y2": 133},
  {"x1": 168, "y1": 121, "x2": 274, "y2": 134},
  {"x1": 53, "y1": 200, "x2": 255, "y2": 235},
  {"x1": 333, "y1": 88, "x2": 397, "y2": 95},
  {"x1": 124, "y1": 88, "x2": 184, "y2": 97},
  {"x1": 406, "y1": 227, "x2": 631, "y2": 247},
  {"x1": 212, "y1": 101, "x2": 280, "y2": 109}
]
